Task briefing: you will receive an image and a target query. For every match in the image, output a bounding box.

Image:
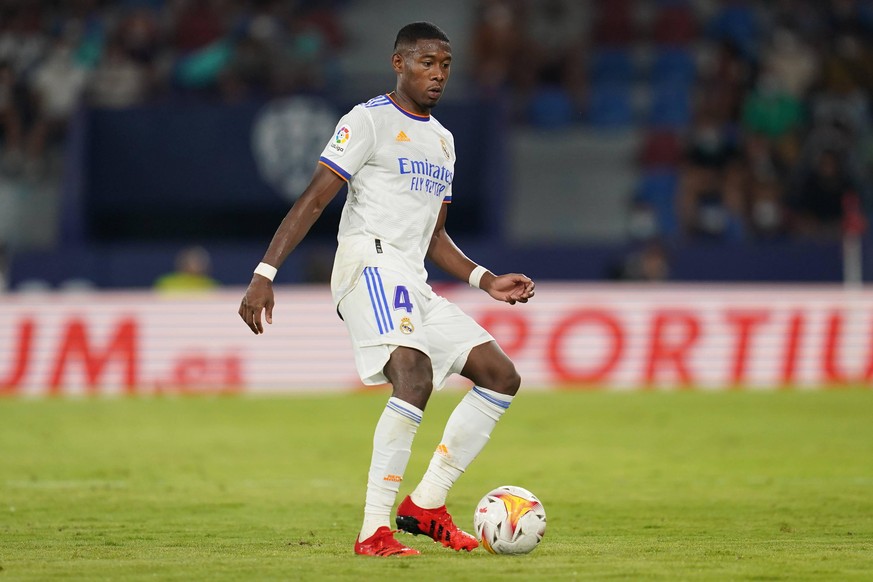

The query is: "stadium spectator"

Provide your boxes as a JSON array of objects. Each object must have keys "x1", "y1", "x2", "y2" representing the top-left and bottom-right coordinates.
[
  {"x1": 170, "y1": 0, "x2": 227, "y2": 54},
  {"x1": 788, "y1": 147, "x2": 860, "y2": 238},
  {"x1": 270, "y1": 3, "x2": 338, "y2": 95},
  {"x1": 117, "y1": 5, "x2": 162, "y2": 66},
  {"x1": 219, "y1": 15, "x2": 277, "y2": 102},
  {"x1": 740, "y1": 66, "x2": 805, "y2": 142},
  {"x1": 520, "y1": 0, "x2": 588, "y2": 118},
  {"x1": 24, "y1": 28, "x2": 89, "y2": 174},
  {"x1": 0, "y1": 60, "x2": 23, "y2": 172},
  {"x1": 470, "y1": 0, "x2": 527, "y2": 97},
  {"x1": 1, "y1": 0, "x2": 873, "y2": 277},
  {"x1": 610, "y1": 238, "x2": 671, "y2": 282},
  {"x1": 86, "y1": 39, "x2": 150, "y2": 108},
  {"x1": 748, "y1": 176, "x2": 789, "y2": 239},
  {"x1": 760, "y1": 26, "x2": 819, "y2": 99},
  {"x1": 697, "y1": 39, "x2": 754, "y2": 124},
  {"x1": 154, "y1": 245, "x2": 220, "y2": 293},
  {"x1": 678, "y1": 157, "x2": 746, "y2": 241},
  {"x1": 0, "y1": 3, "x2": 48, "y2": 79},
  {"x1": 685, "y1": 110, "x2": 740, "y2": 172}
]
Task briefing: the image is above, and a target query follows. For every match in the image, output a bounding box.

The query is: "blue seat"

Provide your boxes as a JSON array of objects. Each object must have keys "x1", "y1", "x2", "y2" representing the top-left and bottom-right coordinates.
[
  {"x1": 651, "y1": 48, "x2": 697, "y2": 85},
  {"x1": 589, "y1": 48, "x2": 635, "y2": 84},
  {"x1": 636, "y1": 170, "x2": 680, "y2": 236},
  {"x1": 648, "y1": 82, "x2": 691, "y2": 128},
  {"x1": 586, "y1": 83, "x2": 634, "y2": 128},
  {"x1": 528, "y1": 86, "x2": 576, "y2": 128},
  {"x1": 706, "y1": 4, "x2": 758, "y2": 59}
]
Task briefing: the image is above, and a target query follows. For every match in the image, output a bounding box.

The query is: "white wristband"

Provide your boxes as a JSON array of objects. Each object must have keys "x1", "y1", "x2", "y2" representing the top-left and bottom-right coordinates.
[
  {"x1": 254, "y1": 262, "x2": 277, "y2": 281},
  {"x1": 468, "y1": 265, "x2": 490, "y2": 289}
]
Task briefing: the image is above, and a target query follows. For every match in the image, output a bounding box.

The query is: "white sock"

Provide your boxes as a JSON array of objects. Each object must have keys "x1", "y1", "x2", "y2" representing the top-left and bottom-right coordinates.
[
  {"x1": 359, "y1": 397, "x2": 423, "y2": 540},
  {"x1": 410, "y1": 386, "x2": 513, "y2": 509}
]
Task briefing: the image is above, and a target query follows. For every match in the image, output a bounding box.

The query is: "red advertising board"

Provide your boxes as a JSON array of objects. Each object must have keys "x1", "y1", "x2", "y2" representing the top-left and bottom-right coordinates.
[{"x1": 1, "y1": 283, "x2": 872, "y2": 395}]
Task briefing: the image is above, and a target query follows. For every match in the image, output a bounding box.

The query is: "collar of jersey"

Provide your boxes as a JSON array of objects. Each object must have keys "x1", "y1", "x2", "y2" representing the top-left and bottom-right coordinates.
[{"x1": 386, "y1": 93, "x2": 430, "y2": 122}]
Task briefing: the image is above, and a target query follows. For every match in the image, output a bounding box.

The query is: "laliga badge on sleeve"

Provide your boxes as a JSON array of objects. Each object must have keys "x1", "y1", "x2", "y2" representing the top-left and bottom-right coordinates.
[{"x1": 330, "y1": 125, "x2": 351, "y2": 155}]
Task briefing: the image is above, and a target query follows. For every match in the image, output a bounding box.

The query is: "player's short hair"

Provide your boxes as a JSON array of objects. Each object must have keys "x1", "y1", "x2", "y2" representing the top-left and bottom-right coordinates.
[{"x1": 394, "y1": 22, "x2": 450, "y2": 52}]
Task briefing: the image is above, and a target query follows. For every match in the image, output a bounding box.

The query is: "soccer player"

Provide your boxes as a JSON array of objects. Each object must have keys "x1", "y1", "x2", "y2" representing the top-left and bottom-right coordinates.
[{"x1": 238, "y1": 21, "x2": 535, "y2": 557}]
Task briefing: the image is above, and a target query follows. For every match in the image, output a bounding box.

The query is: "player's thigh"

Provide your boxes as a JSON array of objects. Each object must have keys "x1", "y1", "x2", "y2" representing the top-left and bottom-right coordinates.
[
  {"x1": 338, "y1": 267, "x2": 430, "y2": 384},
  {"x1": 423, "y1": 298, "x2": 495, "y2": 389}
]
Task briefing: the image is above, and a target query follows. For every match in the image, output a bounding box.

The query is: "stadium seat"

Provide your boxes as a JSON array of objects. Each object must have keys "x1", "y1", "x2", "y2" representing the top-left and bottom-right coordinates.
[
  {"x1": 652, "y1": 5, "x2": 698, "y2": 45},
  {"x1": 639, "y1": 129, "x2": 683, "y2": 168},
  {"x1": 586, "y1": 82, "x2": 635, "y2": 128},
  {"x1": 589, "y1": 48, "x2": 635, "y2": 84},
  {"x1": 528, "y1": 86, "x2": 577, "y2": 129},
  {"x1": 650, "y1": 47, "x2": 697, "y2": 85},
  {"x1": 648, "y1": 82, "x2": 692, "y2": 128},
  {"x1": 636, "y1": 170, "x2": 680, "y2": 236}
]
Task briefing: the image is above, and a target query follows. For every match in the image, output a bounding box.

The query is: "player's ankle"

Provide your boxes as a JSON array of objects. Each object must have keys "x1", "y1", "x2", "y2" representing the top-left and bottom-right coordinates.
[
  {"x1": 360, "y1": 514, "x2": 391, "y2": 540},
  {"x1": 410, "y1": 486, "x2": 447, "y2": 509}
]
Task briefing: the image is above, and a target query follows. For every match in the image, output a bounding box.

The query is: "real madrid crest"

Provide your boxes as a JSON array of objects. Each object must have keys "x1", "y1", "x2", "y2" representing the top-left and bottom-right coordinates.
[
  {"x1": 400, "y1": 317, "x2": 415, "y2": 334},
  {"x1": 440, "y1": 138, "x2": 450, "y2": 160}
]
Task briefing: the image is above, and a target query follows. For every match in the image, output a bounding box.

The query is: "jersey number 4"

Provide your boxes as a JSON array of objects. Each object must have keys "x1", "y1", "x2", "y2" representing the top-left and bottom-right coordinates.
[{"x1": 393, "y1": 285, "x2": 413, "y2": 313}]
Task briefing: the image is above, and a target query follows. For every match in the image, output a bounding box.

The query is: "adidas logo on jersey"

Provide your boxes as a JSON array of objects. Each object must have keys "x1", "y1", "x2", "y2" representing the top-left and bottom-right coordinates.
[{"x1": 395, "y1": 131, "x2": 411, "y2": 142}]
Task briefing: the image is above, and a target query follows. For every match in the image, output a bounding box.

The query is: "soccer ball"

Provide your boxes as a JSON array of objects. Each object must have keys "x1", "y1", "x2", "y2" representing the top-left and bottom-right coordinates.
[{"x1": 473, "y1": 485, "x2": 547, "y2": 554}]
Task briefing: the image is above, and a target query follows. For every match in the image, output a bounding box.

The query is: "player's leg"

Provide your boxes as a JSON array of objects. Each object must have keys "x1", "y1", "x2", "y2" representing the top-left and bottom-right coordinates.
[
  {"x1": 383, "y1": 345, "x2": 435, "y2": 410},
  {"x1": 356, "y1": 347, "x2": 433, "y2": 556},
  {"x1": 407, "y1": 341, "x2": 518, "y2": 508},
  {"x1": 338, "y1": 267, "x2": 433, "y2": 555},
  {"x1": 397, "y1": 309, "x2": 513, "y2": 551},
  {"x1": 458, "y1": 340, "x2": 522, "y2": 396},
  {"x1": 363, "y1": 347, "x2": 434, "y2": 526}
]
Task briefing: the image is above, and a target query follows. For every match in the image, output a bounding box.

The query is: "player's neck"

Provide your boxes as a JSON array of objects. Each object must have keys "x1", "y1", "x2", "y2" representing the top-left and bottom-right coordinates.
[{"x1": 389, "y1": 90, "x2": 430, "y2": 116}]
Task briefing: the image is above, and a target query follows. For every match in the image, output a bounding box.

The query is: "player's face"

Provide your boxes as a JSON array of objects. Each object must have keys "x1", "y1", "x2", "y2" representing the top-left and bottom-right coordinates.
[{"x1": 393, "y1": 39, "x2": 452, "y2": 114}]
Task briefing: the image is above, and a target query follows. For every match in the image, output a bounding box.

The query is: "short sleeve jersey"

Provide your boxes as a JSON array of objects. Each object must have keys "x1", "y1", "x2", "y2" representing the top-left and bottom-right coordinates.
[{"x1": 319, "y1": 93, "x2": 455, "y2": 303}]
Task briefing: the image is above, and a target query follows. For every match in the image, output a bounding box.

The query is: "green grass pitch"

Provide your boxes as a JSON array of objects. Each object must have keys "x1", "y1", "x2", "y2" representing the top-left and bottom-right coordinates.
[{"x1": 2, "y1": 389, "x2": 872, "y2": 581}]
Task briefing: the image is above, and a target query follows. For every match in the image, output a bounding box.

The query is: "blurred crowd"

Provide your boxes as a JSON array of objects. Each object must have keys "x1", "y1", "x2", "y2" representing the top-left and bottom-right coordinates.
[
  {"x1": 1, "y1": 0, "x2": 872, "y2": 289},
  {"x1": 469, "y1": 0, "x2": 873, "y2": 250},
  {"x1": 0, "y1": 0, "x2": 344, "y2": 176}
]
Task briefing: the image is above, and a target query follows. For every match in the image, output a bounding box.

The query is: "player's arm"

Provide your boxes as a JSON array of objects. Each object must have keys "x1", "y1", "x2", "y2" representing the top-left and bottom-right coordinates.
[
  {"x1": 427, "y1": 204, "x2": 535, "y2": 305},
  {"x1": 238, "y1": 163, "x2": 346, "y2": 334}
]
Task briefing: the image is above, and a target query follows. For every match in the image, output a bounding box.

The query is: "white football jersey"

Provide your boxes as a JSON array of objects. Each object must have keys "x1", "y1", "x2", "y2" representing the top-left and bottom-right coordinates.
[{"x1": 319, "y1": 93, "x2": 456, "y2": 304}]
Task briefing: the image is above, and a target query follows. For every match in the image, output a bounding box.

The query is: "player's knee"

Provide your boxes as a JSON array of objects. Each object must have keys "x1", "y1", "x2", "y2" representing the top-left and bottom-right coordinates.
[
  {"x1": 411, "y1": 376, "x2": 434, "y2": 396},
  {"x1": 392, "y1": 373, "x2": 433, "y2": 408},
  {"x1": 488, "y1": 364, "x2": 521, "y2": 396}
]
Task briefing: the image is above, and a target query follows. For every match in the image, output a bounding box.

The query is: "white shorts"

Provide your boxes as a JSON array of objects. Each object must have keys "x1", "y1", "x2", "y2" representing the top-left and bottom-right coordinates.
[{"x1": 337, "y1": 266, "x2": 493, "y2": 389}]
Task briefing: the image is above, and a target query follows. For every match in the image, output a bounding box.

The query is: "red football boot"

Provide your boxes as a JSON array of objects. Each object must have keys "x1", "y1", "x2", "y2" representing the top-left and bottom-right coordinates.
[
  {"x1": 354, "y1": 526, "x2": 421, "y2": 557},
  {"x1": 395, "y1": 495, "x2": 479, "y2": 552}
]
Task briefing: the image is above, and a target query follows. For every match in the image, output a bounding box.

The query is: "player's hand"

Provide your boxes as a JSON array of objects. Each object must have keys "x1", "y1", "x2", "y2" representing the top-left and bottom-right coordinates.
[
  {"x1": 482, "y1": 273, "x2": 535, "y2": 305},
  {"x1": 238, "y1": 276, "x2": 275, "y2": 334}
]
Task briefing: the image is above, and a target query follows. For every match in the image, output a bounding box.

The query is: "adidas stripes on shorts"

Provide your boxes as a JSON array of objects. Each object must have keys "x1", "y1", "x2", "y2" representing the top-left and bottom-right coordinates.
[{"x1": 338, "y1": 266, "x2": 493, "y2": 389}]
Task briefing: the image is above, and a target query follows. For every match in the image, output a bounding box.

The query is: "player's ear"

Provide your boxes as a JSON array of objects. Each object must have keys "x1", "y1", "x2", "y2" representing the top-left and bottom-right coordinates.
[{"x1": 391, "y1": 52, "x2": 405, "y2": 75}]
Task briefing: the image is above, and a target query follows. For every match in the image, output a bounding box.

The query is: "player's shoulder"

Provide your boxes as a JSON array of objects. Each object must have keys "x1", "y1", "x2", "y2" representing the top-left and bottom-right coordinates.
[
  {"x1": 428, "y1": 114, "x2": 451, "y2": 133},
  {"x1": 341, "y1": 94, "x2": 394, "y2": 125},
  {"x1": 361, "y1": 94, "x2": 393, "y2": 109},
  {"x1": 428, "y1": 114, "x2": 454, "y2": 142}
]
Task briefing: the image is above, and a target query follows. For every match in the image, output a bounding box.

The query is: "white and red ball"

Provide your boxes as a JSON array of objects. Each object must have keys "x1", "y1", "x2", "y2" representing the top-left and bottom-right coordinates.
[{"x1": 473, "y1": 485, "x2": 547, "y2": 554}]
